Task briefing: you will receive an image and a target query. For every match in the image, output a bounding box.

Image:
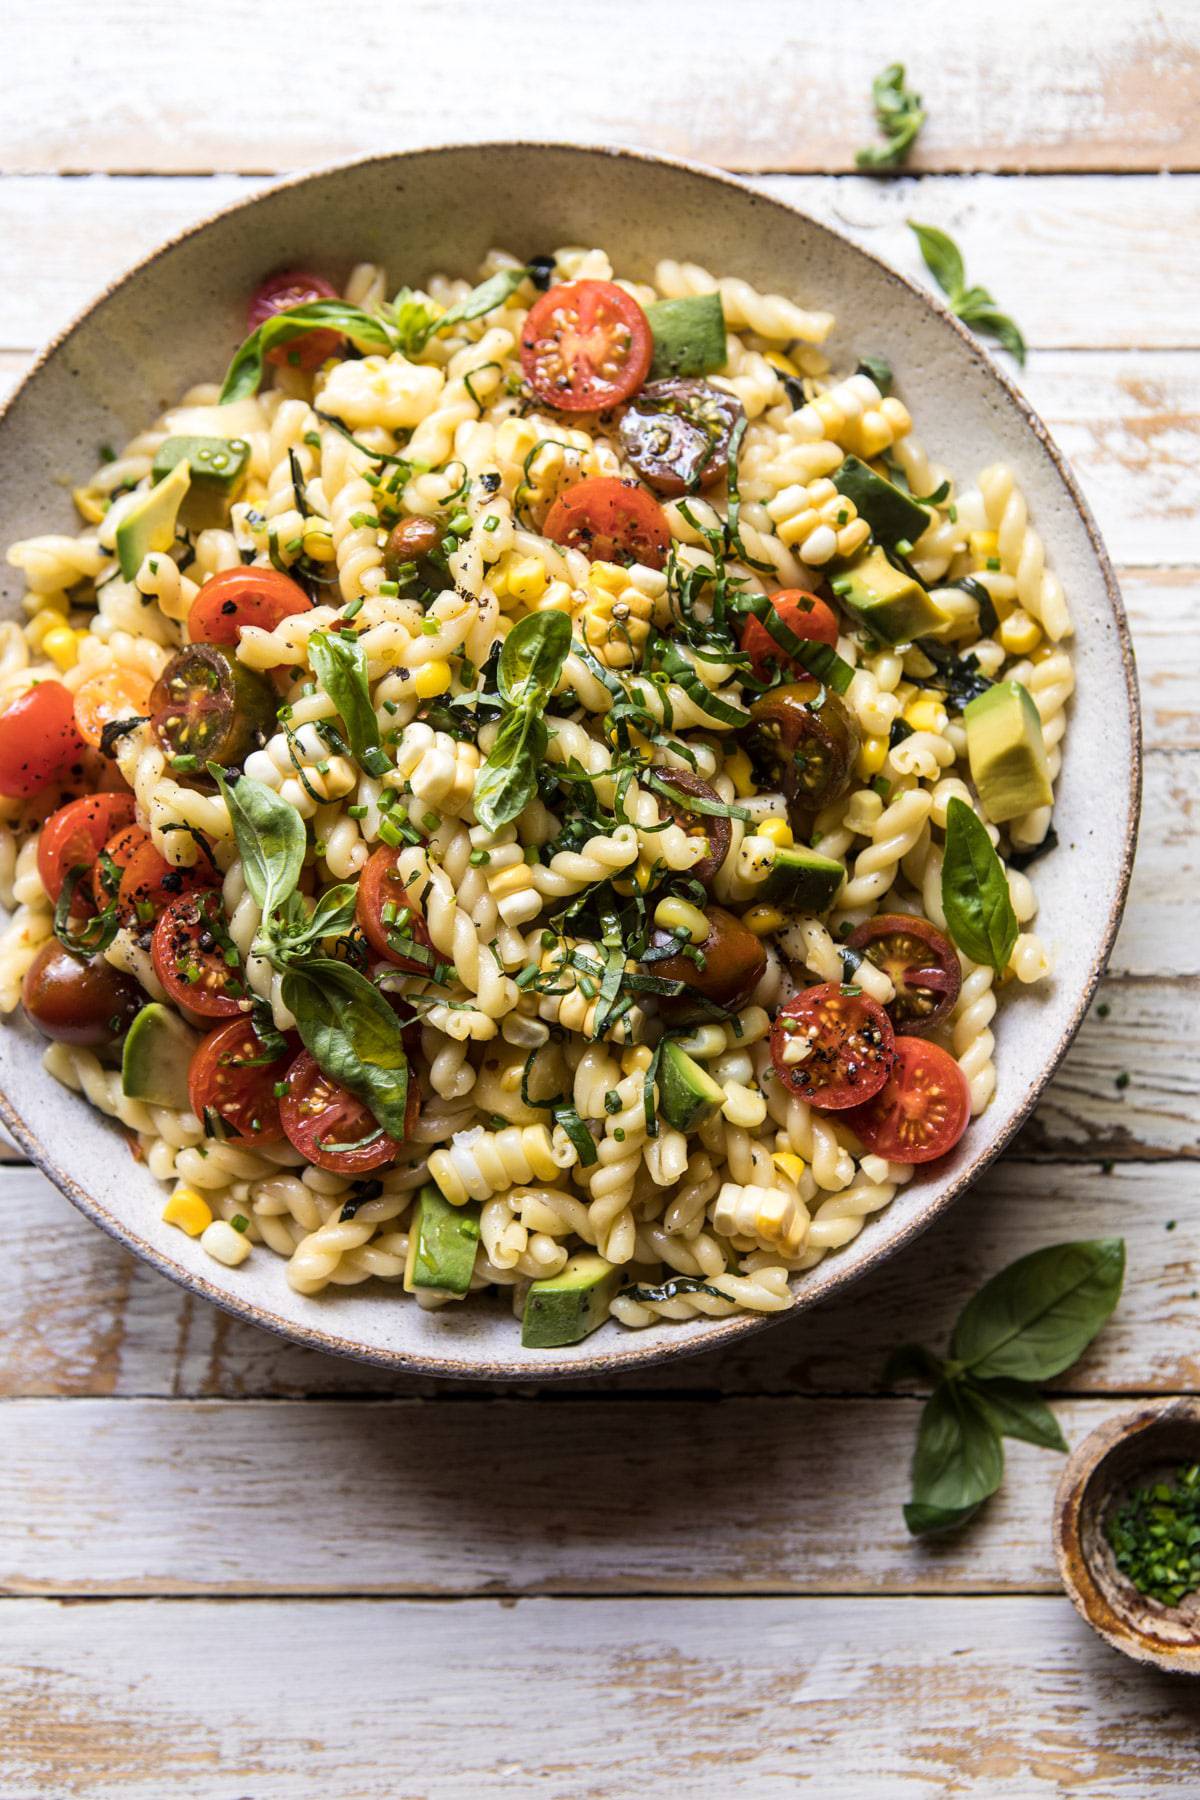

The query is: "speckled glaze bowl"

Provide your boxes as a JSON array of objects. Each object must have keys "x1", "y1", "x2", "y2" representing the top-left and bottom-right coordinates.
[{"x1": 0, "y1": 144, "x2": 1140, "y2": 1379}]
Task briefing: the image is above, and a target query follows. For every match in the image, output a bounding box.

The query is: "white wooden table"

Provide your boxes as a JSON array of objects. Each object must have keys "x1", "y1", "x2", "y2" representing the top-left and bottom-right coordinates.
[{"x1": 2, "y1": 5, "x2": 1199, "y2": 1792}]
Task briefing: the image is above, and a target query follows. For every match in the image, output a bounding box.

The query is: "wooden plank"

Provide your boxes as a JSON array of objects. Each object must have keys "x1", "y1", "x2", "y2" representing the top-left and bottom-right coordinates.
[
  {"x1": 3, "y1": 1595, "x2": 1198, "y2": 1798},
  {"x1": 0, "y1": 1157, "x2": 1192, "y2": 1401},
  {"x1": 1111, "y1": 753, "x2": 1197, "y2": 978},
  {"x1": 1122, "y1": 571, "x2": 1200, "y2": 749},
  {"x1": 3, "y1": 0, "x2": 1198, "y2": 175}
]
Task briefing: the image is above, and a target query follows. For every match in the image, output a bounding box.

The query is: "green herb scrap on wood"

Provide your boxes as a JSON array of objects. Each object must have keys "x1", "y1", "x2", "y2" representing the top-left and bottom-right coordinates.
[
  {"x1": 856, "y1": 64, "x2": 926, "y2": 170},
  {"x1": 907, "y1": 222, "x2": 1027, "y2": 365}
]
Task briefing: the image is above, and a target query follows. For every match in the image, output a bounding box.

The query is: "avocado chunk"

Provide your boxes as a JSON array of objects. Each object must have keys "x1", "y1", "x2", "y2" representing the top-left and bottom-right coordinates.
[
  {"x1": 759, "y1": 844, "x2": 845, "y2": 911},
  {"x1": 964, "y1": 679, "x2": 1053, "y2": 823},
  {"x1": 830, "y1": 544, "x2": 949, "y2": 645},
  {"x1": 403, "y1": 1184, "x2": 481, "y2": 1298},
  {"x1": 122, "y1": 1002, "x2": 201, "y2": 1109},
  {"x1": 645, "y1": 293, "x2": 727, "y2": 379},
  {"x1": 658, "y1": 1039, "x2": 725, "y2": 1133},
  {"x1": 833, "y1": 455, "x2": 930, "y2": 548},
  {"x1": 152, "y1": 435, "x2": 250, "y2": 493},
  {"x1": 115, "y1": 460, "x2": 191, "y2": 580},
  {"x1": 521, "y1": 1252, "x2": 621, "y2": 1349}
]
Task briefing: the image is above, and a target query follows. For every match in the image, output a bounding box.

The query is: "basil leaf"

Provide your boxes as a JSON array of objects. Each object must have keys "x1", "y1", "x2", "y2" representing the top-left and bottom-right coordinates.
[
  {"x1": 210, "y1": 765, "x2": 305, "y2": 917},
  {"x1": 954, "y1": 299, "x2": 1028, "y2": 366},
  {"x1": 856, "y1": 63, "x2": 926, "y2": 171},
  {"x1": 473, "y1": 711, "x2": 547, "y2": 833},
  {"x1": 308, "y1": 631, "x2": 390, "y2": 778},
  {"x1": 968, "y1": 1378, "x2": 1069, "y2": 1453},
  {"x1": 281, "y1": 958, "x2": 410, "y2": 1138},
  {"x1": 53, "y1": 866, "x2": 120, "y2": 956},
  {"x1": 497, "y1": 609, "x2": 572, "y2": 710},
  {"x1": 941, "y1": 796, "x2": 1018, "y2": 975},
  {"x1": 552, "y1": 1103, "x2": 598, "y2": 1168},
  {"x1": 220, "y1": 302, "x2": 395, "y2": 404},
  {"x1": 908, "y1": 222, "x2": 966, "y2": 301},
  {"x1": 389, "y1": 268, "x2": 528, "y2": 356},
  {"x1": 907, "y1": 222, "x2": 1027, "y2": 366},
  {"x1": 950, "y1": 1238, "x2": 1126, "y2": 1384},
  {"x1": 904, "y1": 1381, "x2": 1004, "y2": 1536},
  {"x1": 856, "y1": 353, "x2": 893, "y2": 395},
  {"x1": 267, "y1": 884, "x2": 358, "y2": 962}
]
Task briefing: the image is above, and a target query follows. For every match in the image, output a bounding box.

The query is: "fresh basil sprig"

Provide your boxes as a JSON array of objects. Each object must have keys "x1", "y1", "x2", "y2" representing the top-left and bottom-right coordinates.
[
  {"x1": 386, "y1": 267, "x2": 530, "y2": 357},
  {"x1": 908, "y1": 222, "x2": 1027, "y2": 365},
  {"x1": 473, "y1": 611, "x2": 572, "y2": 831},
  {"x1": 856, "y1": 63, "x2": 926, "y2": 171},
  {"x1": 941, "y1": 796, "x2": 1018, "y2": 976},
  {"x1": 887, "y1": 1238, "x2": 1125, "y2": 1535},
  {"x1": 220, "y1": 302, "x2": 395, "y2": 404},
  {"x1": 210, "y1": 766, "x2": 305, "y2": 924},
  {"x1": 281, "y1": 958, "x2": 410, "y2": 1138},
  {"x1": 308, "y1": 631, "x2": 391, "y2": 778}
]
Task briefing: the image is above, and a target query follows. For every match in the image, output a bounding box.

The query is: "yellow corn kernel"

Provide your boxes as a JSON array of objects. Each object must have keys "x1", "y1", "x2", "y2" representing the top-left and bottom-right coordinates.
[
  {"x1": 41, "y1": 626, "x2": 79, "y2": 671},
  {"x1": 612, "y1": 852, "x2": 657, "y2": 898},
  {"x1": 856, "y1": 734, "x2": 888, "y2": 778},
  {"x1": 506, "y1": 556, "x2": 548, "y2": 603},
  {"x1": 72, "y1": 485, "x2": 108, "y2": 525},
  {"x1": 412, "y1": 659, "x2": 452, "y2": 699},
  {"x1": 725, "y1": 747, "x2": 754, "y2": 798},
  {"x1": 854, "y1": 412, "x2": 895, "y2": 461},
  {"x1": 301, "y1": 519, "x2": 335, "y2": 562},
  {"x1": 904, "y1": 696, "x2": 948, "y2": 734},
  {"x1": 162, "y1": 1188, "x2": 213, "y2": 1238},
  {"x1": 969, "y1": 530, "x2": 999, "y2": 567},
  {"x1": 1030, "y1": 640, "x2": 1060, "y2": 665},
  {"x1": 997, "y1": 609, "x2": 1042, "y2": 656},
  {"x1": 758, "y1": 817, "x2": 793, "y2": 849},
  {"x1": 772, "y1": 1151, "x2": 807, "y2": 1185},
  {"x1": 653, "y1": 896, "x2": 710, "y2": 943},
  {"x1": 201, "y1": 1218, "x2": 252, "y2": 1267},
  {"x1": 587, "y1": 560, "x2": 627, "y2": 595},
  {"x1": 765, "y1": 349, "x2": 801, "y2": 378},
  {"x1": 489, "y1": 563, "x2": 510, "y2": 598},
  {"x1": 743, "y1": 904, "x2": 786, "y2": 937}
]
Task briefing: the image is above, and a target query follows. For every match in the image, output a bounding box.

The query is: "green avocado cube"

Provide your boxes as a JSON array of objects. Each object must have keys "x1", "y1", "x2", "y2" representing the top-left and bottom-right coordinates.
[
  {"x1": 964, "y1": 678, "x2": 1053, "y2": 823},
  {"x1": 404, "y1": 1185, "x2": 481, "y2": 1298},
  {"x1": 521, "y1": 1253, "x2": 621, "y2": 1348}
]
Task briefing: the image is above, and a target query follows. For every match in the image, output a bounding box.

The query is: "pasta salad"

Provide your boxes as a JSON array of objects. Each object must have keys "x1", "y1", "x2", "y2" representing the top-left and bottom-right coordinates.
[{"x1": 0, "y1": 245, "x2": 1072, "y2": 1347}]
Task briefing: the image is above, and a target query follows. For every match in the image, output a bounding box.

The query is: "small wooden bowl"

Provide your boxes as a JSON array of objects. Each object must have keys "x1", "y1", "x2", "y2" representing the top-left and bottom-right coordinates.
[{"x1": 1054, "y1": 1398, "x2": 1200, "y2": 1673}]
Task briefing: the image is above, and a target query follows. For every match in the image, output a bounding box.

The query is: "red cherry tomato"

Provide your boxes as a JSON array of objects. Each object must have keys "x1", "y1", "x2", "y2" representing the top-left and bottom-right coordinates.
[
  {"x1": 842, "y1": 1036, "x2": 972, "y2": 1164},
  {"x1": 187, "y1": 567, "x2": 313, "y2": 648},
  {"x1": 0, "y1": 682, "x2": 87, "y2": 798},
  {"x1": 37, "y1": 793, "x2": 138, "y2": 902},
  {"x1": 188, "y1": 1017, "x2": 289, "y2": 1141},
  {"x1": 847, "y1": 914, "x2": 962, "y2": 1034},
  {"x1": 544, "y1": 476, "x2": 671, "y2": 570},
  {"x1": 740, "y1": 591, "x2": 841, "y2": 680},
  {"x1": 151, "y1": 891, "x2": 247, "y2": 1019},
  {"x1": 355, "y1": 846, "x2": 439, "y2": 973},
  {"x1": 770, "y1": 982, "x2": 896, "y2": 1111},
  {"x1": 521, "y1": 280, "x2": 653, "y2": 413},
  {"x1": 247, "y1": 269, "x2": 341, "y2": 370},
  {"x1": 279, "y1": 1050, "x2": 414, "y2": 1175},
  {"x1": 94, "y1": 823, "x2": 216, "y2": 924}
]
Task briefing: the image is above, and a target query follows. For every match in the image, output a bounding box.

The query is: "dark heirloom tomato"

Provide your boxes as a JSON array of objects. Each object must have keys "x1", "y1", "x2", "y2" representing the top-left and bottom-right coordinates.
[
  {"x1": 280, "y1": 1050, "x2": 413, "y2": 1175},
  {"x1": 651, "y1": 769, "x2": 732, "y2": 887},
  {"x1": 843, "y1": 1036, "x2": 971, "y2": 1164},
  {"x1": 647, "y1": 905, "x2": 766, "y2": 1020},
  {"x1": 21, "y1": 941, "x2": 141, "y2": 1046},
  {"x1": 187, "y1": 567, "x2": 313, "y2": 649},
  {"x1": 0, "y1": 682, "x2": 87, "y2": 798},
  {"x1": 848, "y1": 914, "x2": 962, "y2": 1033},
  {"x1": 619, "y1": 378, "x2": 745, "y2": 496},
  {"x1": 740, "y1": 591, "x2": 841, "y2": 680},
  {"x1": 356, "y1": 845, "x2": 438, "y2": 972},
  {"x1": 149, "y1": 643, "x2": 277, "y2": 768},
  {"x1": 188, "y1": 1016, "x2": 289, "y2": 1141},
  {"x1": 37, "y1": 793, "x2": 137, "y2": 902},
  {"x1": 152, "y1": 891, "x2": 246, "y2": 1019},
  {"x1": 770, "y1": 983, "x2": 896, "y2": 1111},
  {"x1": 743, "y1": 679, "x2": 859, "y2": 812},
  {"x1": 521, "y1": 280, "x2": 653, "y2": 412},
  {"x1": 383, "y1": 516, "x2": 444, "y2": 581},
  {"x1": 543, "y1": 476, "x2": 671, "y2": 570},
  {"x1": 248, "y1": 269, "x2": 341, "y2": 369}
]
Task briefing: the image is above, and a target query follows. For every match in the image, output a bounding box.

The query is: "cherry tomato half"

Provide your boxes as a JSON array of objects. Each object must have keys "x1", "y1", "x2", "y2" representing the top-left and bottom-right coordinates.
[
  {"x1": 279, "y1": 1050, "x2": 412, "y2": 1175},
  {"x1": 740, "y1": 591, "x2": 841, "y2": 681},
  {"x1": 619, "y1": 378, "x2": 744, "y2": 496},
  {"x1": 149, "y1": 643, "x2": 278, "y2": 768},
  {"x1": 248, "y1": 269, "x2": 341, "y2": 371},
  {"x1": 0, "y1": 682, "x2": 87, "y2": 798},
  {"x1": 770, "y1": 982, "x2": 896, "y2": 1111},
  {"x1": 37, "y1": 793, "x2": 137, "y2": 903},
  {"x1": 187, "y1": 567, "x2": 313, "y2": 649},
  {"x1": 544, "y1": 476, "x2": 671, "y2": 570},
  {"x1": 152, "y1": 890, "x2": 247, "y2": 1019},
  {"x1": 842, "y1": 1035, "x2": 971, "y2": 1164},
  {"x1": 95, "y1": 823, "x2": 216, "y2": 925},
  {"x1": 188, "y1": 1016, "x2": 289, "y2": 1141},
  {"x1": 651, "y1": 769, "x2": 732, "y2": 887},
  {"x1": 73, "y1": 667, "x2": 156, "y2": 750},
  {"x1": 21, "y1": 940, "x2": 141, "y2": 1046},
  {"x1": 848, "y1": 914, "x2": 962, "y2": 1034},
  {"x1": 647, "y1": 904, "x2": 766, "y2": 1021},
  {"x1": 521, "y1": 280, "x2": 653, "y2": 413},
  {"x1": 743, "y1": 679, "x2": 859, "y2": 813},
  {"x1": 355, "y1": 846, "x2": 438, "y2": 973}
]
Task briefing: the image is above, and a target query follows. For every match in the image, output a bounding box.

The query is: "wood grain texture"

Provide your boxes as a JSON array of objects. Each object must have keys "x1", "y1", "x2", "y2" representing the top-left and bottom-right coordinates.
[
  {"x1": 3, "y1": 0, "x2": 1198, "y2": 175},
  {"x1": 3, "y1": 1595, "x2": 1199, "y2": 1798}
]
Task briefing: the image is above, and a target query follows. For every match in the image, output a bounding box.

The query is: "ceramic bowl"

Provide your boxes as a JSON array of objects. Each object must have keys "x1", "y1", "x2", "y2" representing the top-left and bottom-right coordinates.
[{"x1": 0, "y1": 143, "x2": 1140, "y2": 1379}]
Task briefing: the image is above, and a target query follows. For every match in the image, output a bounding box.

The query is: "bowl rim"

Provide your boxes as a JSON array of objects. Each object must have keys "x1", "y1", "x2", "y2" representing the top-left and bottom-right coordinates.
[{"x1": 0, "y1": 139, "x2": 1142, "y2": 1382}]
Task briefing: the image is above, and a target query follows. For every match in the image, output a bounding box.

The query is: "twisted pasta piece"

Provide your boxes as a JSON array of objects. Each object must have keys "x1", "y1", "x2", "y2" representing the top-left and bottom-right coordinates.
[
  {"x1": 653, "y1": 259, "x2": 834, "y2": 343},
  {"x1": 428, "y1": 1123, "x2": 577, "y2": 1205},
  {"x1": 953, "y1": 960, "x2": 997, "y2": 1116}
]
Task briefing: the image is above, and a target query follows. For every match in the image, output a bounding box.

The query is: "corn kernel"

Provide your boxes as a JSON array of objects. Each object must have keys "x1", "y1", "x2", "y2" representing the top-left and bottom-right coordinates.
[
  {"x1": 41, "y1": 626, "x2": 79, "y2": 671},
  {"x1": 969, "y1": 530, "x2": 999, "y2": 566},
  {"x1": 653, "y1": 896, "x2": 710, "y2": 943},
  {"x1": 163, "y1": 1188, "x2": 213, "y2": 1238},
  {"x1": 200, "y1": 1218, "x2": 251, "y2": 1267},
  {"x1": 412, "y1": 659, "x2": 452, "y2": 699},
  {"x1": 743, "y1": 904, "x2": 786, "y2": 937},
  {"x1": 506, "y1": 556, "x2": 548, "y2": 604},
  {"x1": 856, "y1": 734, "x2": 888, "y2": 778},
  {"x1": 301, "y1": 520, "x2": 335, "y2": 562},
  {"x1": 725, "y1": 747, "x2": 754, "y2": 798},
  {"x1": 772, "y1": 1151, "x2": 808, "y2": 1185},
  {"x1": 758, "y1": 817, "x2": 793, "y2": 849},
  {"x1": 489, "y1": 564, "x2": 510, "y2": 599},
  {"x1": 764, "y1": 349, "x2": 801, "y2": 378},
  {"x1": 904, "y1": 696, "x2": 948, "y2": 734},
  {"x1": 997, "y1": 609, "x2": 1042, "y2": 656},
  {"x1": 855, "y1": 413, "x2": 894, "y2": 460},
  {"x1": 72, "y1": 485, "x2": 108, "y2": 525}
]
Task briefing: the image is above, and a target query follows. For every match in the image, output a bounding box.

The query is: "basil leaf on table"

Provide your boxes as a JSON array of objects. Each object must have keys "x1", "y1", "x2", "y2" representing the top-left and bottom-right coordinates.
[
  {"x1": 908, "y1": 223, "x2": 967, "y2": 299},
  {"x1": 281, "y1": 958, "x2": 410, "y2": 1139},
  {"x1": 907, "y1": 221, "x2": 1027, "y2": 366},
  {"x1": 949, "y1": 1238, "x2": 1126, "y2": 1384},
  {"x1": 967, "y1": 1378, "x2": 1069, "y2": 1453},
  {"x1": 941, "y1": 796, "x2": 1018, "y2": 975},
  {"x1": 308, "y1": 631, "x2": 391, "y2": 778},
  {"x1": 219, "y1": 301, "x2": 396, "y2": 404},
  {"x1": 210, "y1": 765, "x2": 305, "y2": 919},
  {"x1": 903, "y1": 1381, "x2": 1004, "y2": 1537}
]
